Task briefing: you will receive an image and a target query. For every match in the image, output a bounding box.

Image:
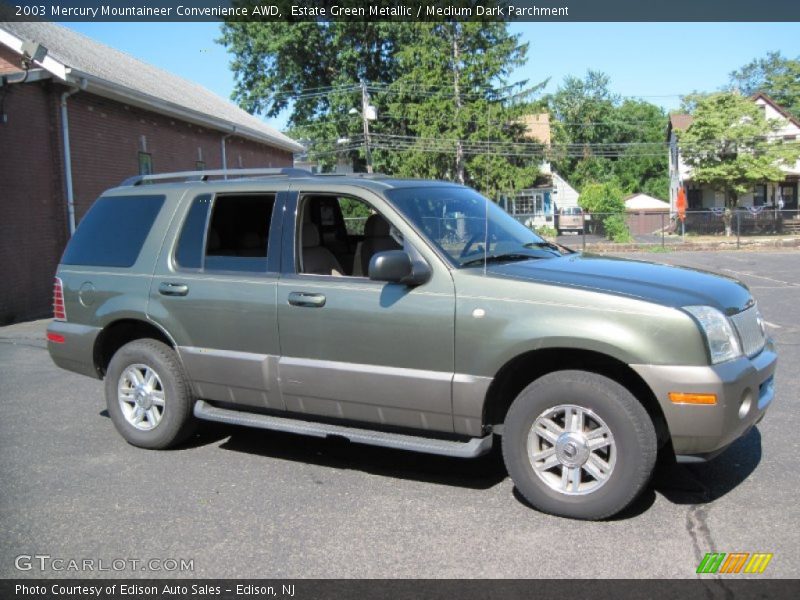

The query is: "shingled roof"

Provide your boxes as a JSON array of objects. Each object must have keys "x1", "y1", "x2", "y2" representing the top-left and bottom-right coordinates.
[{"x1": 0, "y1": 21, "x2": 304, "y2": 153}]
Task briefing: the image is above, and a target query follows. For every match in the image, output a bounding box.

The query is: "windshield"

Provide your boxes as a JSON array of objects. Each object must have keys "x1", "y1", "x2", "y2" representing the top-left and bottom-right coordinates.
[{"x1": 385, "y1": 186, "x2": 565, "y2": 267}]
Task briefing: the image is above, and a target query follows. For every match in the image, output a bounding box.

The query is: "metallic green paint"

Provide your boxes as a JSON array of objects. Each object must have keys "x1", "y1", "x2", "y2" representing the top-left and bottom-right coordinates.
[{"x1": 47, "y1": 175, "x2": 777, "y2": 458}]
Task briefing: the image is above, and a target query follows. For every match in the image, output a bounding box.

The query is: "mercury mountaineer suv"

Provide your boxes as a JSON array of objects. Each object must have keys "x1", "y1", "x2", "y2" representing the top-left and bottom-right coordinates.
[{"x1": 47, "y1": 168, "x2": 777, "y2": 519}]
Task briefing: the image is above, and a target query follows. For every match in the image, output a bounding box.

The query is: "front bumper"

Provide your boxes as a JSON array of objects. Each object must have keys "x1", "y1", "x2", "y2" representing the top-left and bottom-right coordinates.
[{"x1": 631, "y1": 339, "x2": 777, "y2": 458}]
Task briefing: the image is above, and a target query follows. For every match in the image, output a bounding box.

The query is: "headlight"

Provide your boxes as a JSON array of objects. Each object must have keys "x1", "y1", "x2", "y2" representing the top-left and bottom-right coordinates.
[{"x1": 684, "y1": 305, "x2": 742, "y2": 365}]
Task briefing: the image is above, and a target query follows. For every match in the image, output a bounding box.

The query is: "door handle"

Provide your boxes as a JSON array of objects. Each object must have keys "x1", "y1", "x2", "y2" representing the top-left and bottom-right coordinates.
[
  {"x1": 288, "y1": 292, "x2": 326, "y2": 308},
  {"x1": 159, "y1": 282, "x2": 189, "y2": 297}
]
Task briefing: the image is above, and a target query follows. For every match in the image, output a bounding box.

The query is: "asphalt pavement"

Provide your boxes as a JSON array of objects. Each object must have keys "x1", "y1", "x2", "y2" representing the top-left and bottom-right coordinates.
[{"x1": 1, "y1": 250, "x2": 798, "y2": 579}]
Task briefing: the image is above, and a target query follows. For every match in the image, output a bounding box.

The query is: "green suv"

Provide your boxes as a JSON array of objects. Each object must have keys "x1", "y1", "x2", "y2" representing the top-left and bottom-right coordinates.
[{"x1": 47, "y1": 169, "x2": 776, "y2": 519}]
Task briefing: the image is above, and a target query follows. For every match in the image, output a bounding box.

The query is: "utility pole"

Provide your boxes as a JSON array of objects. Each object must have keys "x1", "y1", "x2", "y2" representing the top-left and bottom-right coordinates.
[{"x1": 361, "y1": 81, "x2": 373, "y2": 173}]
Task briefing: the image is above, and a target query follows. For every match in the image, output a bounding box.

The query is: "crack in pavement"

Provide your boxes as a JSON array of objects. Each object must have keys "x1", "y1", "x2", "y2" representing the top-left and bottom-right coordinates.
[{"x1": 685, "y1": 476, "x2": 735, "y2": 600}]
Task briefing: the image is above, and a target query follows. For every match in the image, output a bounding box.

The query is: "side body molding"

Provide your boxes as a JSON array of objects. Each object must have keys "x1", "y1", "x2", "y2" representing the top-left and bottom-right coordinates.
[{"x1": 178, "y1": 347, "x2": 492, "y2": 437}]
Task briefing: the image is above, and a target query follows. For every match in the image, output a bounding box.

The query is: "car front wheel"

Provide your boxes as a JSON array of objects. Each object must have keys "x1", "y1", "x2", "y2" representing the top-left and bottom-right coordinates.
[{"x1": 502, "y1": 370, "x2": 657, "y2": 520}]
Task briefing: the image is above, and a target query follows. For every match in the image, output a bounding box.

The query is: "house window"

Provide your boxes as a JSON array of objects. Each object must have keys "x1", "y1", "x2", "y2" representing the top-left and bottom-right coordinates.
[
  {"x1": 687, "y1": 189, "x2": 703, "y2": 210},
  {"x1": 754, "y1": 185, "x2": 767, "y2": 207},
  {"x1": 138, "y1": 152, "x2": 152, "y2": 175},
  {"x1": 515, "y1": 194, "x2": 534, "y2": 214},
  {"x1": 196, "y1": 161, "x2": 206, "y2": 171}
]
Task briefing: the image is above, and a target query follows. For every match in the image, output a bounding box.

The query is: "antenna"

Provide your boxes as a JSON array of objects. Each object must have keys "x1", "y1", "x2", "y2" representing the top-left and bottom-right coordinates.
[{"x1": 483, "y1": 193, "x2": 489, "y2": 276}]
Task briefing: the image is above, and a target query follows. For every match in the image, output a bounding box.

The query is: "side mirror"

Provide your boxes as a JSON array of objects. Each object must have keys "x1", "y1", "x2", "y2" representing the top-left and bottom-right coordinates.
[{"x1": 368, "y1": 250, "x2": 431, "y2": 286}]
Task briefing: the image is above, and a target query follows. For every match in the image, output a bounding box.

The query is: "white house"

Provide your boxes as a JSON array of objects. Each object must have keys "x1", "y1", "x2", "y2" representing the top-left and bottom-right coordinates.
[
  {"x1": 667, "y1": 93, "x2": 800, "y2": 213},
  {"x1": 509, "y1": 164, "x2": 581, "y2": 227}
]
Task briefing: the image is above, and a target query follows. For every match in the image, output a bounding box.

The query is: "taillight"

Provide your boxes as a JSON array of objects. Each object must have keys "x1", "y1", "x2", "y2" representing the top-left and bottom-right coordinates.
[{"x1": 53, "y1": 277, "x2": 66, "y2": 321}]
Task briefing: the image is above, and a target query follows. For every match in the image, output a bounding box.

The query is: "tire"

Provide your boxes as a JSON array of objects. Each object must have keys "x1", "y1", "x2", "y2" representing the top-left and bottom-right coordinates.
[
  {"x1": 502, "y1": 370, "x2": 657, "y2": 520},
  {"x1": 105, "y1": 339, "x2": 196, "y2": 449}
]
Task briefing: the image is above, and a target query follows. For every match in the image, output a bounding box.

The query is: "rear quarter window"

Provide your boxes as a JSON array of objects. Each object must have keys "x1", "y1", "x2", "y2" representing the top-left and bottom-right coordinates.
[{"x1": 61, "y1": 195, "x2": 165, "y2": 267}]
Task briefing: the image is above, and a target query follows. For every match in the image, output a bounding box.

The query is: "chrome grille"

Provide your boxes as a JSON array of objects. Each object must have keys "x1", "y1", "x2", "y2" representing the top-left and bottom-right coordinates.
[{"x1": 730, "y1": 305, "x2": 766, "y2": 358}]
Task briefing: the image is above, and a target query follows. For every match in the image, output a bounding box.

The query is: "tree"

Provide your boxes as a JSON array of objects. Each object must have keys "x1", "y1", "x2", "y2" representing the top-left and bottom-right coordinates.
[
  {"x1": 547, "y1": 72, "x2": 668, "y2": 199},
  {"x1": 548, "y1": 70, "x2": 619, "y2": 173},
  {"x1": 612, "y1": 100, "x2": 669, "y2": 200},
  {"x1": 678, "y1": 92, "x2": 800, "y2": 235},
  {"x1": 728, "y1": 52, "x2": 800, "y2": 118},
  {"x1": 578, "y1": 181, "x2": 625, "y2": 215},
  {"x1": 577, "y1": 181, "x2": 631, "y2": 242},
  {"x1": 219, "y1": 20, "x2": 542, "y2": 196},
  {"x1": 383, "y1": 22, "x2": 541, "y2": 195},
  {"x1": 219, "y1": 19, "x2": 408, "y2": 171}
]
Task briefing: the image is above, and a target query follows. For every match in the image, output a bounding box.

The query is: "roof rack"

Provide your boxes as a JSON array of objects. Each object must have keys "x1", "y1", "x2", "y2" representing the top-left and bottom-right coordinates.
[
  {"x1": 120, "y1": 168, "x2": 312, "y2": 187},
  {"x1": 311, "y1": 172, "x2": 390, "y2": 179}
]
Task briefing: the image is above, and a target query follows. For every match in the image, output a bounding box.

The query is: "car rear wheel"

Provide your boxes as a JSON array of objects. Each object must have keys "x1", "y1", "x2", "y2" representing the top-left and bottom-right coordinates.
[
  {"x1": 502, "y1": 370, "x2": 657, "y2": 520},
  {"x1": 105, "y1": 339, "x2": 196, "y2": 449}
]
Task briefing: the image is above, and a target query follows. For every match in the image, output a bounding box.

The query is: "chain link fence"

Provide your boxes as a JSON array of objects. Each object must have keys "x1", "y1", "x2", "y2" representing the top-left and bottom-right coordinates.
[
  {"x1": 512, "y1": 208, "x2": 800, "y2": 251},
  {"x1": 347, "y1": 209, "x2": 800, "y2": 252}
]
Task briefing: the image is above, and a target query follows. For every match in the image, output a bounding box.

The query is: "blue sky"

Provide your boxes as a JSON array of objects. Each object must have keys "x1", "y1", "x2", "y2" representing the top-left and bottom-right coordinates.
[{"x1": 65, "y1": 22, "x2": 800, "y2": 131}]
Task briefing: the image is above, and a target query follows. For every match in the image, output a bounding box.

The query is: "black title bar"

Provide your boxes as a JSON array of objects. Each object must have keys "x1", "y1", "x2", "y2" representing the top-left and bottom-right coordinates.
[
  {"x1": 3, "y1": 579, "x2": 800, "y2": 600},
  {"x1": 1, "y1": 0, "x2": 799, "y2": 22}
]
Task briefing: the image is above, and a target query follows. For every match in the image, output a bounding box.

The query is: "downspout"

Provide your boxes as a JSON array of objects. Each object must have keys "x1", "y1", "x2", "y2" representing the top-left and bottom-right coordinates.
[
  {"x1": 60, "y1": 78, "x2": 86, "y2": 236},
  {"x1": 221, "y1": 126, "x2": 236, "y2": 179}
]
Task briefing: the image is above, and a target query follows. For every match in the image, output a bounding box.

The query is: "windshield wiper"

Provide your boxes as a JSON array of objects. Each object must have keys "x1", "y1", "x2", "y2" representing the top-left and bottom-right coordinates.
[
  {"x1": 461, "y1": 253, "x2": 538, "y2": 267},
  {"x1": 524, "y1": 241, "x2": 576, "y2": 254}
]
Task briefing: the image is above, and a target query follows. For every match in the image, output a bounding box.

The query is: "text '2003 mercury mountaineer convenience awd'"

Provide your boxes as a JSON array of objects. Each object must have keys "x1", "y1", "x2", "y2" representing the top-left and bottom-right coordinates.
[{"x1": 47, "y1": 169, "x2": 776, "y2": 519}]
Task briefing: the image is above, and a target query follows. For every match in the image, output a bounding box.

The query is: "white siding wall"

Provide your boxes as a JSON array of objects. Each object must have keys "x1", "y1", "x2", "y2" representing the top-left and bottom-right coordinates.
[{"x1": 552, "y1": 171, "x2": 580, "y2": 208}]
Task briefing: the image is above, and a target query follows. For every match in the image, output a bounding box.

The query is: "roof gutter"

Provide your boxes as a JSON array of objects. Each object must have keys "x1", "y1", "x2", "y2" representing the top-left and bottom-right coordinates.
[
  {"x1": 68, "y1": 71, "x2": 304, "y2": 153},
  {"x1": 60, "y1": 78, "x2": 87, "y2": 236}
]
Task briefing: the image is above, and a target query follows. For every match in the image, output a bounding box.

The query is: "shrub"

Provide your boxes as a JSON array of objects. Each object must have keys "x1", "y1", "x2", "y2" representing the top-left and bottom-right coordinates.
[
  {"x1": 535, "y1": 225, "x2": 558, "y2": 238},
  {"x1": 603, "y1": 214, "x2": 633, "y2": 243},
  {"x1": 578, "y1": 182, "x2": 626, "y2": 215}
]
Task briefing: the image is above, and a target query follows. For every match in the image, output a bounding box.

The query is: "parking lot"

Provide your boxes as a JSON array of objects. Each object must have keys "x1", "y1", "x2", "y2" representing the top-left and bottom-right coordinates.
[{"x1": 1, "y1": 250, "x2": 798, "y2": 579}]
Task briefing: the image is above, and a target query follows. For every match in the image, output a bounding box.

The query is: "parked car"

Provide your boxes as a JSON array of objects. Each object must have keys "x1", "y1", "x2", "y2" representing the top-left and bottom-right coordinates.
[
  {"x1": 557, "y1": 206, "x2": 585, "y2": 234},
  {"x1": 48, "y1": 169, "x2": 776, "y2": 520}
]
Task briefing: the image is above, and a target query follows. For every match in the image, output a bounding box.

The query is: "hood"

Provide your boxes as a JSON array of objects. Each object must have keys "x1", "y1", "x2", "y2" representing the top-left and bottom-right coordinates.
[{"x1": 486, "y1": 254, "x2": 753, "y2": 315}]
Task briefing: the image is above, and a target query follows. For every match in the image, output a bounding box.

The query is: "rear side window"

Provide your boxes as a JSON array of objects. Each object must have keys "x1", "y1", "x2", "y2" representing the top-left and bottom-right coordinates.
[
  {"x1": 173, "y1": 194, "x2": 275, "y2": 273},
  {"x1": 61, "y1": 195, "x2": 165, "y2": 267},
  {"x1": 204, "y1": 194, "x2": 275, "y2": 273},
  {"x1": 174, "y1": 195, "x2": 212, "y2": 269}
]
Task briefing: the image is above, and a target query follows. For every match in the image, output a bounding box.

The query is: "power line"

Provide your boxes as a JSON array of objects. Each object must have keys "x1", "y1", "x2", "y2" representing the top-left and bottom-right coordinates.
[
  {"x1": 260, "y1": 82, "x2": 694, "y2": 106},
  {"x1": 291, "y1": 112, "x2": 669, "y2": 128},
  {"x1": 302, "y1": 132, "x2": 798, "y2": 160}
]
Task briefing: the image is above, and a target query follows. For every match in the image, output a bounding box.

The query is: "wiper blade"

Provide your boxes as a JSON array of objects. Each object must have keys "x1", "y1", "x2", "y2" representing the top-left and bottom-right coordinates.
[
  {"x1": 461, "y1": 253, "x2": 537, "y2": 267},
  {"x1": 524, "y1": 241, "x2": 576, "y2": 254}
]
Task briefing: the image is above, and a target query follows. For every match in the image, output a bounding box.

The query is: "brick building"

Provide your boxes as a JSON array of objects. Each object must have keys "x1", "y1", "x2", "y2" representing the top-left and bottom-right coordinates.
[{"x1": 0, "y1": 22, "x2": 303, "y2": 324}]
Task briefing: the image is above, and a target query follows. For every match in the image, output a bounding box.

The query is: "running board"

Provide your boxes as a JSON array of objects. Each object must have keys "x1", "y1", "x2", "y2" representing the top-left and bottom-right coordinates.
[{"x1": 194, "y1": 400, "x2": 493, "y2": 458}]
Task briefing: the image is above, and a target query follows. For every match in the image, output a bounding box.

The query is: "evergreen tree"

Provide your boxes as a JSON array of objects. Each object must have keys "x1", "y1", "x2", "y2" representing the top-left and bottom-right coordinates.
[{"x1": 220, "y1": 21, "x2": 543, "y2": 196}]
